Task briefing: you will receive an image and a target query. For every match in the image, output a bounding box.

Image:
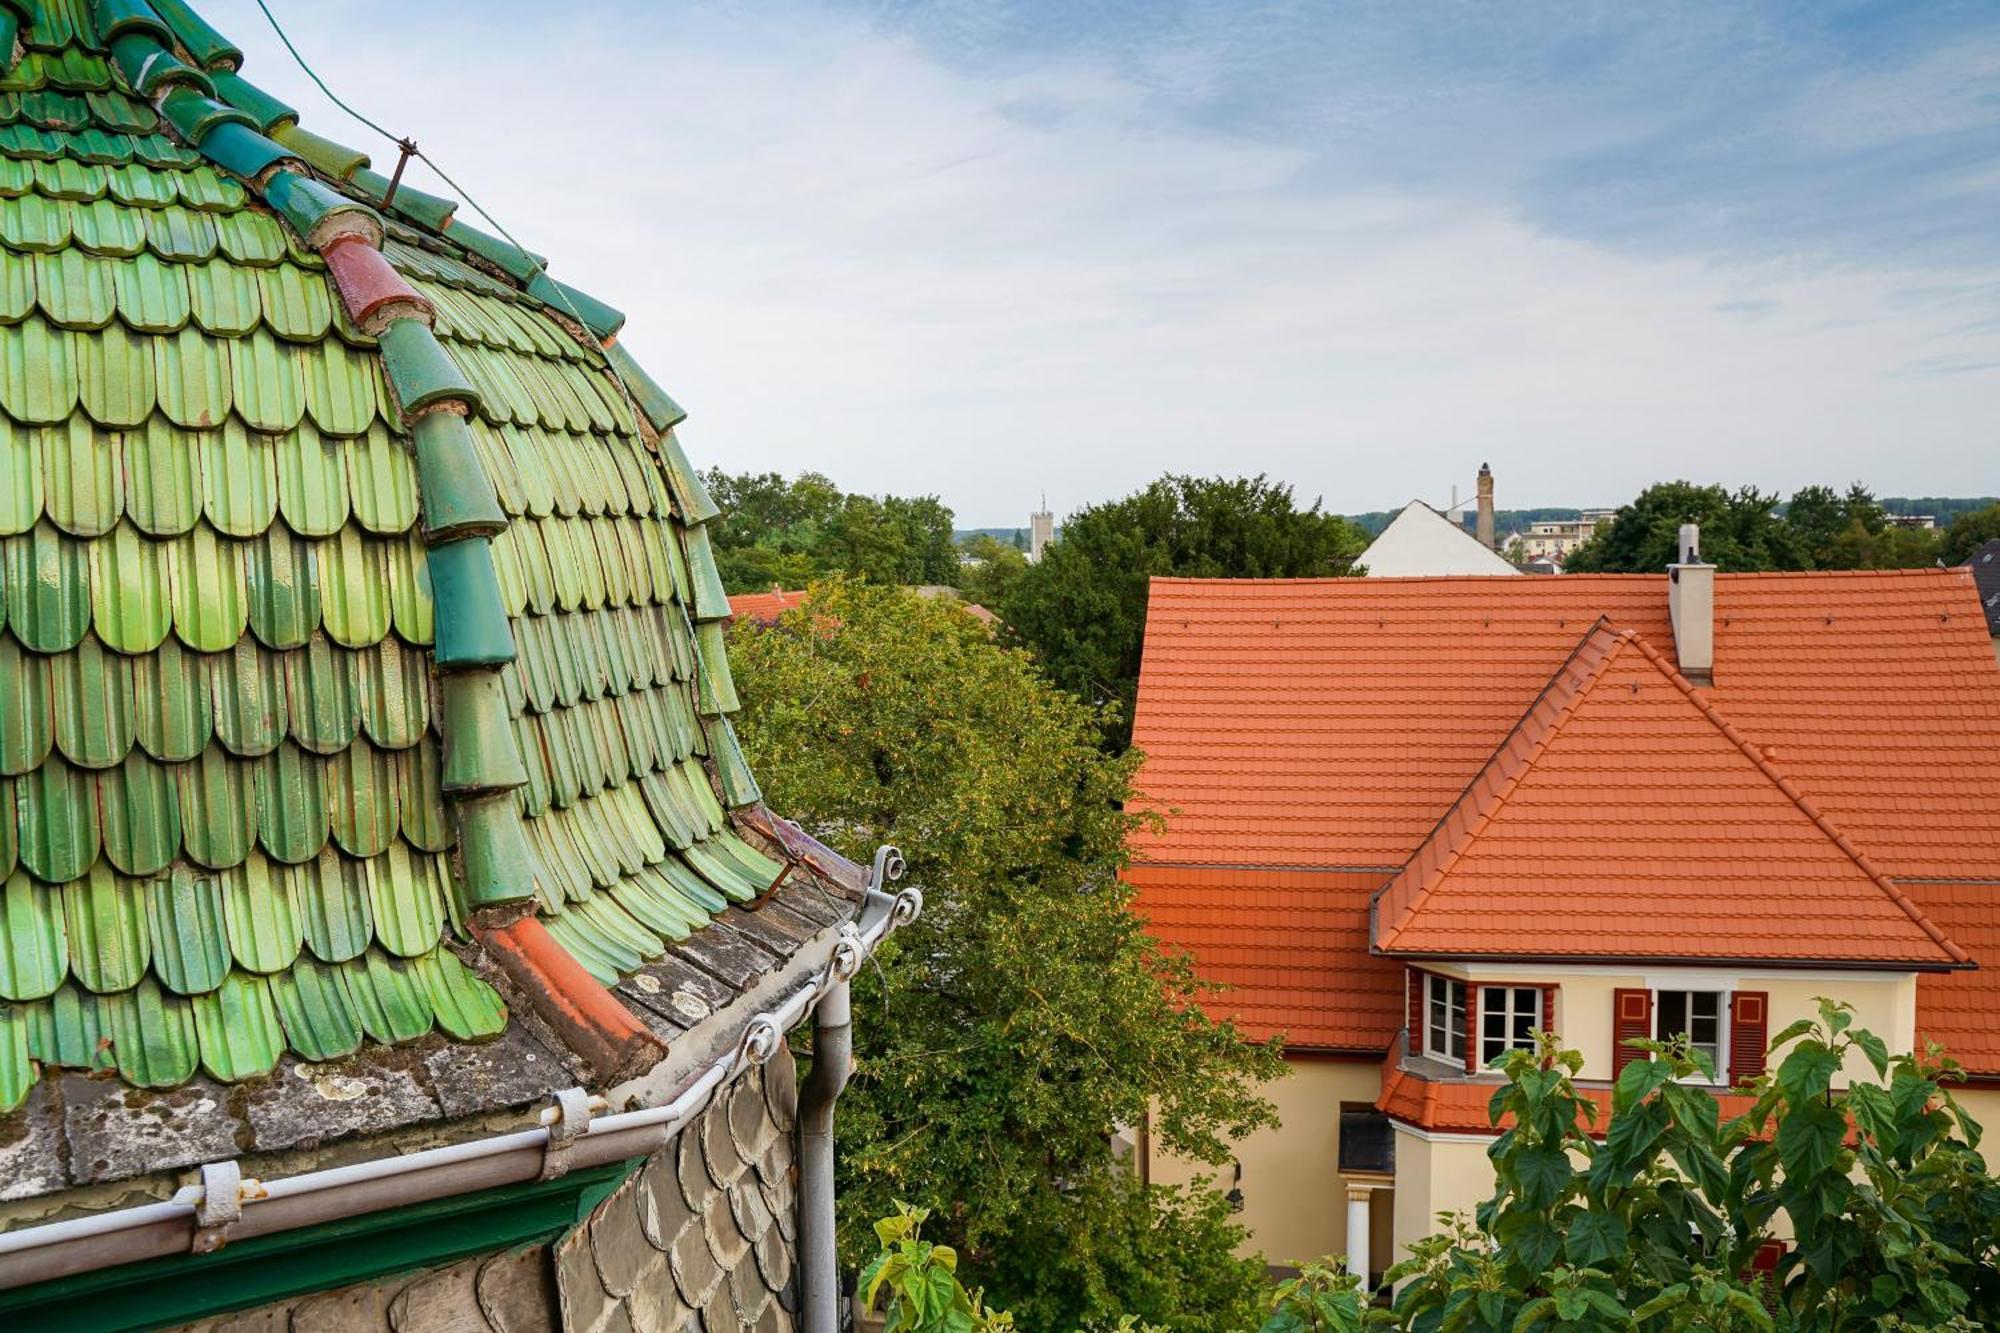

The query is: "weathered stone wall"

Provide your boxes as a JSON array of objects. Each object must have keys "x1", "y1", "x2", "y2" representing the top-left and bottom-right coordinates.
[{"x1": 165, "y1": 1049, "x2": 800, "y2": 1333}]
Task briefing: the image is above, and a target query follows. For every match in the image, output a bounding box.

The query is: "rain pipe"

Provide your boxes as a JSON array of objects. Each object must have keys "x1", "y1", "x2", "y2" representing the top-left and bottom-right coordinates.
[
  {"x1": 0, "y1": 872, "x2": 922, "y2": 1292},
  {"x1": 799, "y1": 845, "x2": 904, "y2": 1333}
]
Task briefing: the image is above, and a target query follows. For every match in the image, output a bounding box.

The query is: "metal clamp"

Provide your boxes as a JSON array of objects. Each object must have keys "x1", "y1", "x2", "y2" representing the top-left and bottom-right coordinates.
[
  {"x1": 539, "y1": 1086, "x2": 597, "y2": 1181},
  {"x1": 191, "y1": 1160, "x2": 243, "y2": 1254},
  {"x1": 889, "y1": 886, "x2": 923, "y2": 930},
  {"x1": 823, "y1": 922, "x2": 864, "y2": 990},
  {"x1": 732, "y1": 1014, "x2": 782, "y2": 1074}
]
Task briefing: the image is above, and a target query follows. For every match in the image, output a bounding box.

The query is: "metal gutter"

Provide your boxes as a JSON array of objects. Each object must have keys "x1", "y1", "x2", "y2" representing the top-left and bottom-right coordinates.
[{"x1": 0, "y1": 878, "x2": 922, "y2": 1293}]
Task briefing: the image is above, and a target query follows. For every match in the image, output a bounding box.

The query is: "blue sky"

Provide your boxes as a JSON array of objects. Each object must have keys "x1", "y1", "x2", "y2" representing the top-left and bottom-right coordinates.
[{"x1": 213, "y1": 1, "x2": 2000, "y2": 524}]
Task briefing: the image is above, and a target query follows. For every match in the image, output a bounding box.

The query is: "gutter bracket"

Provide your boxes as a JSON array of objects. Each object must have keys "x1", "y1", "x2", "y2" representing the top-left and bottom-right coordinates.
[
  {"x1": 191, "y1": 1161, "x2": 243, "y2": 1254},
  {"x1": 539, "y1": 1086, "x2": 597, "y2": 1181}
]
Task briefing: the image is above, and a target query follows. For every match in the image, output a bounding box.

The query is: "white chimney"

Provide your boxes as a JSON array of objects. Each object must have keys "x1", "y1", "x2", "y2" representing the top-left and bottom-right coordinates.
[{"x1": 1667, "y1": 522, "x2": 1714, "y2": 682}]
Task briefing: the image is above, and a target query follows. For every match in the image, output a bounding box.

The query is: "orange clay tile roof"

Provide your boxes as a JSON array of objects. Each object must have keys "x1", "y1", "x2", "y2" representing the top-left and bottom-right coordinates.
[
  {"x1": 1130, "y1": 570, "x2": 2000, "y2": 879},
  {"x1": 1375, "y1": 1059, "x2": 1758, "y2": 1136},
  {"x1": 1126, "y1": 568, "x2": 2000, "y2": 1057},
  {"x1": 1373, "y1": 623, "x2": 1968, "y2": 967},
  {"x1": 1906, "y1": 881, "x2": 2000, "y2": 1075},
  {"x1": 727, "y1": 589, "x2": 809, "y2": 624},
  {"x1": 1126, "y1": 865, "x2": 1402, "y2": 1050}
]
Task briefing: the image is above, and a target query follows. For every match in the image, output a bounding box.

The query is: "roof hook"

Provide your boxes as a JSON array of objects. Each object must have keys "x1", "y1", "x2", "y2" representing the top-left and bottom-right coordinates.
[
  {"x1": 537, "y1": 1086, "x2": 601, "y2": 1180},
  {"x1": 381, "y1": 136, "x2": 418, "y2": 210},
  {"x1": 191, "y1": 1160, "x2": 258, "y2": 1253}
]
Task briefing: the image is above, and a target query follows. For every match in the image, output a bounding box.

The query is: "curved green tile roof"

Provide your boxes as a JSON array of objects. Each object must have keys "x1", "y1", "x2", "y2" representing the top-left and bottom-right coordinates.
[{"x1": 0, "y1": 0, "x2": 783, "y2": 1110}]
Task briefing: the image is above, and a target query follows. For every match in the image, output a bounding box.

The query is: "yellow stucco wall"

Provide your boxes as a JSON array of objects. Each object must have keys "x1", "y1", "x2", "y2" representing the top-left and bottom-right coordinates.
[
  {"x1": 1955, "y1": 1088, "x2": 2000, "y2": 1173},
  {"x1": 1389, "y1": 1128, "x2": 1495, "y2": 1261},
  {"x1": 1147, "y1": 1056, "x2": 1387, "y2": 1269}
]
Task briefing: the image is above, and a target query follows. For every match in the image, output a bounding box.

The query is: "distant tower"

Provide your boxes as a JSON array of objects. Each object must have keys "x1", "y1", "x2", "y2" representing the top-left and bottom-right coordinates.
[
  {"x1": 1030, "y1": 494, "x2": 1055, "y2": 563},
  {"x1": 1476, "y1": 463, "x2": 1496, "y2": 551}
]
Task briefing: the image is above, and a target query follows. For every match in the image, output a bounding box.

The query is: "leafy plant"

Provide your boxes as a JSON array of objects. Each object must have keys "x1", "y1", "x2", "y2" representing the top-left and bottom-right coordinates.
[
  {"x1": 1259, "y1": 1258, "x2": 1371, "y2": 1333},
  {"x1": 862, "y1": 1203, "x2": 1014, "y2": 1333},
  {"x1": 1378, "y1": 999, "x2": 1999, "y2": 1330}
]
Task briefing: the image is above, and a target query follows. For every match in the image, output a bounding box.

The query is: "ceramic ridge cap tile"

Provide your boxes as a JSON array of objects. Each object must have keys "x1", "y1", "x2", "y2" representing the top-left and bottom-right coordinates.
[{"x1": 322, "y1": 234, "x2": 431, "y2": 335}]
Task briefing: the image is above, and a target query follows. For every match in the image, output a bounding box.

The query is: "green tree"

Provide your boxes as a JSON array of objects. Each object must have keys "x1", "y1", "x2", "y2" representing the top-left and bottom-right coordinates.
[
  {"x1": 1942, "y1": 502, "x2": 2000, "y2": 565},
  {"x1": 998, "y1": 476, "x2": 1366, "y2": 747},
  {"x1": 1566, "y1": 482, "x2": 1807, "y2": 573},
  {"x1": 729, "y1": 582, "x2": 1280, "y2": 1331},
  {"x1": 1381, "y1": 1000, "x2": 2000, "y2": 1330},
  {"x1": 957, "y1": 534, "x2": 1028, "y2": 610},
  {"x1": 702, "y1": 470, "x2": 962, "y2": 591}
]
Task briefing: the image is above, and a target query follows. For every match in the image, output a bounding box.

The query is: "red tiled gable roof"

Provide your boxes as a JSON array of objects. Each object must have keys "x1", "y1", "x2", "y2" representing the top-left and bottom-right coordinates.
[
  {"x1": 1126, "y1": 568, "x2": 2000, "y2": 1058},
  {"x1": 727, "y1": 589, "x2": 807, "y2": 624},
  {"x1": 1127, "y1": 865, "x2": 1401, "y2": 1050},
  {"x1": 1131, "y1": 570, "x2": 2000, "y2": 879},
  {"x1": 1373, "y1": 624, "x2": 1967, "y2": 967}
]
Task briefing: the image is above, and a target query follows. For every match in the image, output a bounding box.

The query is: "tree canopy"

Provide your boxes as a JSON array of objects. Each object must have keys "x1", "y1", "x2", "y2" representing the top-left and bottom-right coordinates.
[
  {"x1": 997, "y1": 475, "x2": 1366, "y2": 747},
  {"x1": 1943, "y1": 502, "x2": 2000, "y2": 565},
  {"x1": 728, "y1": 582, "x2": 1280, "y2": 1331},
  {"x1": 1568, "y1": 480, "x2": 1958, "y2": 573},
  {"x1": 701, "y1": 469, "x2": 960, "y2": 592}
]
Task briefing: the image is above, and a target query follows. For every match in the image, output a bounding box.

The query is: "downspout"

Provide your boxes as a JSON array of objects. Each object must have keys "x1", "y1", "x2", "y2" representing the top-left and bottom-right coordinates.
[{"x1": 800, "y1": 845, "x2": 902, "y2": 1333}]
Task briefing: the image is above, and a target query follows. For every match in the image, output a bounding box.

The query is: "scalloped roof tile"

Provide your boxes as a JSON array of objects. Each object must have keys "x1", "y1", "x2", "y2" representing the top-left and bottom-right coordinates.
[{"x1": 0, "y1": 0, "x2": 859, "y2": 1158}]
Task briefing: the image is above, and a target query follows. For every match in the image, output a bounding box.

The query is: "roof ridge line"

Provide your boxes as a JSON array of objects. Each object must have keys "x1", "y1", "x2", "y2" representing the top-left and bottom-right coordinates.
[
  {"x1": 1373, "y1": 617, "x2": 1628, "y2": 949},
  {"x1": 1619, "y1": 633, "x2": 1971, "y2": 966}
]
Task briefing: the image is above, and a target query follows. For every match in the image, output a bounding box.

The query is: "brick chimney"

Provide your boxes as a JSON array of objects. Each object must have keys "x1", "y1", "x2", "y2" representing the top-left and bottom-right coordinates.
[
  {"x1": 1668, "y1": 523, "x2": 1715, "y2": 684},
  {"x1": 1475, "y1": 463, "x2": 1495, "y2": 550}
]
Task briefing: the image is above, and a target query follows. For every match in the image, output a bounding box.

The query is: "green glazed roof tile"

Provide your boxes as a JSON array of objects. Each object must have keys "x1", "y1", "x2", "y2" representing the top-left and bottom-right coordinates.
[
  {"x1": 385, "y1": 531, "x2": 432, "y2": 645},
  {"x1": 85, "y1": 89, "x2": 157, "y2": 135},
  {"x1": 342, "y1": 947, "x2": 430, "y2": 1045},
  {"x1": 20, "y1": 751, "x2": 99, "y2": 882},
  {"x1": 273, "y1": 421, "x2": 348, "y2": 538},
  {"x1": 414, "y1": 946, "x2": 504, "y2": 1041},
  {"x1": 33, "y1": 246, "x2": 112, "y2": 327},
  {"x1": 153, "y1": 323, "x2": 230, "y2": 428},
  {"x1": 1, "y1": 192, "x2": 71, "y2": 250},
  {"x1": 396, "y1": 741, "x2": 450, "y2": 853},
  {"x1": 346, "y1": 422, "x2": 416, "y2": 533},
  {"x1": 206, "y1": 70, "x2": 293, "y2": 134},
  {"x1": 207, "y1": 637, "x2": 283, "y2": 756},
  {"x1": 167, "y1": 523, "x2": 246, "y2": 650},
  {"x1": 185, "y1": 255, "x2": 257, "y2": 335},
  {"x1": 97, "y1": 750, "x2": 177, "y2": 875},
  {"x1": 328, "y1": 737, "x2": 396, "y2": 858},
  {"x1": 219, "y1": 850, "x2": 300, "y2": 973},
  {"x1": 106, "y1": 162, "x2": 173, "y2": 209},
  {"x1": 145, "y1": 864, "x2": 229, "y2": 995},
  {"x1": 88, "y1": 519, "x2": 170, "y2": 652},
  {"x1": 175, "y1": 742, "x2": 253, "y2": 868},
  {"x1": 148, "y1": 0, "x2": 241, "y2": 72},
  {"x1": 69, "y1": 195, "x2": 142, "y2": 255},
  {"x1": 229, "y1": 326, "x2": 304, "y2": 431},
  {"x1": 253, "y1": 741, "x2": 328, "y2": 864},
  {"x1": 355, "y1": 636, "x2": 426, "y2": 749},
  {"x1": 0, "y1": 640, "x2": 54, "y2": 777},
  {"x1": 0, "y1": 317, "x2": 78, "y2": 422},
  {"x1": 25, "y1": 982, "x2": 117, "y2": 1075},
  {"x1": 0, "y1": 238, "x2": 33, "y2": 323},
  {"x1": 43, "y1": 414, "x2": 121, "y2": 535},
  {"x1": 244, "y1": 524, "x2": 319, "y2": 650},
  {"x1": 61, "y1": 860, "x2": 146, "y2": 992},
  {"x1": 51, "y1": 634, "x2": 133, "y2": 767},
  {"x1": 0, "y1": 871, "x2": 67, "y2": 1001},
  {"x1": 121, "y1": 415, "x2": 199, "y2": 535},
  {"x1": 316, "y1": 526, "x2": 390, "y2": 648},
  {"x1": 31, "y1": 155, "x2": 107, "y2": 202},
  {"x1": 76, "y1": 320, "x2": 155, "y2": 426},
  {"x1": 129, "y1": 634, "x2": 210, "y2": 760},
  {"x1": 284, "y1": 636, "x2": 359, "y2": 755},
  {"x1": 288, "y1": 848, "x2": 371, "y2": 965},
  {"x1": 213, "y1": 205, "x2": 284, "y2": 265},
  {"x1": 191, "y1": 969, "x2": 282, "y2": 1081},
  {"x1": 268, "y1": 954, "x2": 360, "y2": 1062},
  {"x1": 302, "y1": 334, "x2": 380, "y2": 437},
  {"x1": 111, "y1": 249, "x2": 190, "y2": 333},
  {"x1": 141, "y1": 203, "x2": 215, "y2": 261},
  {"x1": 255, "y1": 260, "x2": 331, "y2": 343},
  {"x1": 99, "y1": 975, "x2": 196, "y2": 1087},
  {"x1": 362, "y1": 841, "x2": 442, "y2": 957}
]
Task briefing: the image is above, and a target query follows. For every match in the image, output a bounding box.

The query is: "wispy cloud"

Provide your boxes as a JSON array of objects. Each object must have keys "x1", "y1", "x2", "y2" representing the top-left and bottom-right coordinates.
[{"x1": 214, "y1": 0, "x2": 2000, "y2": 520}]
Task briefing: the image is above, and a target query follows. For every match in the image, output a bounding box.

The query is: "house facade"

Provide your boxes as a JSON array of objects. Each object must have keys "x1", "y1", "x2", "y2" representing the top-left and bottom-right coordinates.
[
  {"x1": 1128, "y1": 540, "x2": 2000, "y2": 1282},
  {"x1": 0, "y1": 3, "x2": 914, "y2": 1329}
]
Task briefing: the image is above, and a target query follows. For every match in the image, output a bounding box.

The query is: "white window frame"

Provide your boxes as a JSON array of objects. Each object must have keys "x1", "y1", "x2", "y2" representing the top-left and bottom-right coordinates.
[
  {"x1": 1479, "y1": 985, "x2": 1542, "y2": 1066},
  {"x1": 1425, "y1": 974, "x2": 1467, "y2": 1063},
  {"x1": 1653, "y1": 988, "x2": 1729, "y2": 1084}
]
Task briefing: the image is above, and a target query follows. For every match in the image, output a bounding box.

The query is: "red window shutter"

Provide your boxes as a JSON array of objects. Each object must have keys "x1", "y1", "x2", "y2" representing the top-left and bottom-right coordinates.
[
  {"x1": 1729, "y1": 991, "x2": 1769, "y2": 1085},
  {"x1": 1407, "y1": 969, "x2": 1424, "y2": 1057},
  {"x1": 1540, "y1": 984, "x2": 1559, "y2": 1039},
  {"x1": 1465, "y1": 985, "x2": 1479, "y2": 1073},
  {"x1": 1611, "y1": 988, "x2": 1652, "y2": 1076}
]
